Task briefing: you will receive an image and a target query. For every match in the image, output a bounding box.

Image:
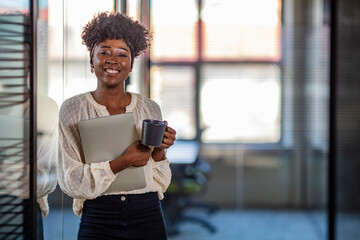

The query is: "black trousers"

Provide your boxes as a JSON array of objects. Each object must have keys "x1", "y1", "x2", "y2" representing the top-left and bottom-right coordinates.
[{"x1": 78, "y1": 192, "x2": 168, "y2": 240}]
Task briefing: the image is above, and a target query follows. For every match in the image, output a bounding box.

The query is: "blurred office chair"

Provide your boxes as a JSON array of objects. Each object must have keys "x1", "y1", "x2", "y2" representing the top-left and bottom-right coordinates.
[{"x1": 163, "y1": 141, "x2": 217, "y2": 236}]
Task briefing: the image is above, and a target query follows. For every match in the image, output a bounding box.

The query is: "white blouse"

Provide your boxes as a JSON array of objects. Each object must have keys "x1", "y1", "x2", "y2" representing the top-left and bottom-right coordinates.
[{"x1": 57, "y1": 92, "x2": 172, "y2": 216}]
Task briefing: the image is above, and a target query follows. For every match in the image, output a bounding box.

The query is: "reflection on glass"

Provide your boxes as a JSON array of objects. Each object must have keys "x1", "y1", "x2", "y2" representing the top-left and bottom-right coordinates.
[
  {"x1": 202, "y1": 0, "x2": 281, "y2": 61},
  {"x1": 150, "y1": 0, "x2": 198, "y2": 61},
  {"x1": 200, "y1": 64, "x2": 281, "y2": 143},
  {"x1": 150, "y1": 66, "x2": 196, "y2": 140},
  {"x1": 0, "y1": 9, "x2": 31, "y2": 239},
  {"x1": 0, "y1": 6, "x2": 57, "y2": 239},
  {"x1": 0, "y1": 1, "x2": 28, "y2": 11}
]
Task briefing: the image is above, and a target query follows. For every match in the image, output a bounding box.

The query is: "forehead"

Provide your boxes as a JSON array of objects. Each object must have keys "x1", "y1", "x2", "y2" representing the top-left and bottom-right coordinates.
[{"x1": 96, "y1": 39, "x2": 130, "y2": 50}]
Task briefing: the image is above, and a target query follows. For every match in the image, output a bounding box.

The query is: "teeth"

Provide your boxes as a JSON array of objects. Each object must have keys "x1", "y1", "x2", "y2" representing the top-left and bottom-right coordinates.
[{"x1": 106, "y1": 69, "x2": 119, "y2": 73}]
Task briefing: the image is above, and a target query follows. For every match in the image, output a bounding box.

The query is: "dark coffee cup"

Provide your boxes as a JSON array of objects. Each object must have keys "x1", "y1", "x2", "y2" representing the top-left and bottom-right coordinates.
[{"x1": 141, "y1": 119, "x2": 167, "y2": 147}]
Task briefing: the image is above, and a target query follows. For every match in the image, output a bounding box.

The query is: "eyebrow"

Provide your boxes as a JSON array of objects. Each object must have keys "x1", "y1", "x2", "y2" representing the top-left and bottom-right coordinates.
[{"x1": 100, "y1": 46, "x2": 129, "y2": 52}]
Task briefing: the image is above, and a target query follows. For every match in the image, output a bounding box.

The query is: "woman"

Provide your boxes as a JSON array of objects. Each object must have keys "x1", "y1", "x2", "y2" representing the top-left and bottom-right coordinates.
[{"x1": 57, "y1": 12, "x2": 176, "y2": 240}]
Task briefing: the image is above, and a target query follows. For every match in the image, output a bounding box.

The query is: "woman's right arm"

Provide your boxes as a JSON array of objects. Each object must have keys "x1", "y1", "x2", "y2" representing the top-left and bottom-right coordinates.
[
  {"x1": 109, "y1": 141, "x2": 150, "y2": 173},
  {"x1": 57, "y1": 101, "x2": 116, "y2": 199}
]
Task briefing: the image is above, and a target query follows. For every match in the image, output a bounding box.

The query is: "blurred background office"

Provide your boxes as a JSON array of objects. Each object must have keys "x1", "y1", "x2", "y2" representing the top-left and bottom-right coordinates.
[{"x1": 0, "y1": 0, "x2": 359, "y2": 239}]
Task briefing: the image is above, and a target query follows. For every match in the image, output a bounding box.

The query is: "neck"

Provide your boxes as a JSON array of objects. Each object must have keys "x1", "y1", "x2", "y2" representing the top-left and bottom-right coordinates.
[{"x1": 92, "y1": 86, "x2": 130, "y2": 110}]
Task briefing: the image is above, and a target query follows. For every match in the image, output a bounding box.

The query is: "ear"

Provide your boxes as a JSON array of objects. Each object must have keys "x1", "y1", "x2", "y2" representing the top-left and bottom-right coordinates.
[
  {"x1": 89, "y1": 44, "x2": 96, "y2": 69},
  {"x1": 90, "y1": 58, "x2": 95, "y2": 73}
]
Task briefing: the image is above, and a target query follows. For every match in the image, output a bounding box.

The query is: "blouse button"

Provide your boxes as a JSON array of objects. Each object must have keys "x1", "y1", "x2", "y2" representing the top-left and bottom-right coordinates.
[{"x1": 121, "y1": 196, "x2": 126, "y2": 201}]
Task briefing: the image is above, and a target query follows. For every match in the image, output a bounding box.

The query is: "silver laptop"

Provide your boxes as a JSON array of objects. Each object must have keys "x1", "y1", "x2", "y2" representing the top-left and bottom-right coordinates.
[{"x1": 78, "y1": 112, "x2": 147, "y2": 194}]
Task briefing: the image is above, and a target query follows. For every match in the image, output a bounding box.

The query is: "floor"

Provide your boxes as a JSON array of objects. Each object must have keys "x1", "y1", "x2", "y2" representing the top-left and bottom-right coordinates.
[
  {"x1": 167, "y1": 209, "x2": 326, "y2": 240},
  {"x1": 43, "y1": 208, "x2": 331, "y2": 240}
]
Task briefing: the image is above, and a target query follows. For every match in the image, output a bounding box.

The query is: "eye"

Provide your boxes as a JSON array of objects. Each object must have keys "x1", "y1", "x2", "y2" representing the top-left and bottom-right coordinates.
[
  {"x1": 100, "y1": 51, "x2": 110, "y2": 56},
  {"x1": 117, "y1": 53, "x2": 128, "y2": 58}
]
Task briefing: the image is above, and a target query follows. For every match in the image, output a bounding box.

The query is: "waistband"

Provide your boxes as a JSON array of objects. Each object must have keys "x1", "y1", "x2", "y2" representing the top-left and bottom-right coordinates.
[{"x1": 86, "y1": 192, "x2": 158, "y2": 203}]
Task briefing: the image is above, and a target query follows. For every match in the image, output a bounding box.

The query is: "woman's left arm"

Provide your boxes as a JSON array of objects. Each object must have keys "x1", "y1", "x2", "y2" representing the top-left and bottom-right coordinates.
[
  {"x1": 150, "y1": 121, "x2": 176, "y2": 197},
  {"x1": 141, "y1": 96, "x2": 177, "y2": 196}
]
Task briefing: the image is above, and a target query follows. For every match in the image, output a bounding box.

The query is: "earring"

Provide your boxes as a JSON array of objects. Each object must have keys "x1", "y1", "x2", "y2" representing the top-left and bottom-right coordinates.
[{"x1": 91, "y1": 68, "x2": 94, "y2": 73}]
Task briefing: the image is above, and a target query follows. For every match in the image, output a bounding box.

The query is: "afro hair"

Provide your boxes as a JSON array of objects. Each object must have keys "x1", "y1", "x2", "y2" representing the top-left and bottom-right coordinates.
[{"x1": 81, "y1": 11, "x2": 152, "y2": 68}]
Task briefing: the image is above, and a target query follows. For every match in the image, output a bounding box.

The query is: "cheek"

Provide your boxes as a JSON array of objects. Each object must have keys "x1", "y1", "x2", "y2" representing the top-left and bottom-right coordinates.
[
  {"x1": 121, "y1": 59, "x2": 131, "y2": 69},
  {"x1": 93, "y1": 59, "x2": 104, "y2": 78},
  {"x1": 93, "y1": 57, "x2": 101, "y2": 67},
  {"x1": 93, "y1": 58, "x2": 104, "y2": 72}
]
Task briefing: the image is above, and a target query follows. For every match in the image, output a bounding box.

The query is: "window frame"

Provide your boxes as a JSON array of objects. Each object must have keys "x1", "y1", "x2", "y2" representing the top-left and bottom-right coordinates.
[{"x1": 148, "y1": 0, "x2": 283, "y2": 145}]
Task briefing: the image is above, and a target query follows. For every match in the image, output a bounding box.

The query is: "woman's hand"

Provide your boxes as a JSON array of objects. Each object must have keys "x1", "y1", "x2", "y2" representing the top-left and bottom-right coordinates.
[
  {"x1": 110, "y1": 141, "x2": 151, "y2": 173},
  {"x1": 161, "y1": 121, "x2": 177, "y2": 149},
  {"x1": 152, "y1": 121, "x2": 176, "y2": 161},
  {"x1": 125, "y1": 141, "x2": 151, "y2": 167}
]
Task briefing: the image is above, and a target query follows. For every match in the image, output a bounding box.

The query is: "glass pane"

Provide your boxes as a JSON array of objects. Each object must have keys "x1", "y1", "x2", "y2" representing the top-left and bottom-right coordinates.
[
  {"x1": 43, "y1": 1, "x2": 114, "y2": 240},
  {"x1": 202, "y1": 0, "x2": 281, "y2": 61},
  {"x1": 200, "y1": 64, "x2": 281, "y2": 143},
  {"x1": 150, "y1": 0, "x2": 198, "y2": 61},
  {"x1": 126, "y1": 0, "x2": 147, "y2": 94},
  {"x1": 0, "y1": 2, "x2": 33, "y2": 239},
  {"x1": 150, "y1": 66, "x2": 196, "y2": 140}
]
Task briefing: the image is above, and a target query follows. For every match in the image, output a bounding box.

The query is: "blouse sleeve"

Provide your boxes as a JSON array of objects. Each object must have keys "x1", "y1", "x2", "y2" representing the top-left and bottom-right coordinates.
[
  {"x1": 151, "y1": 157, "x2": 171, "y2": 199},
  {"x1": 57, "y1": 99, "x2": 116, "y2": 199},
  {"x1": 143, "y1": 97, "x2": 172, "y2": 199}
]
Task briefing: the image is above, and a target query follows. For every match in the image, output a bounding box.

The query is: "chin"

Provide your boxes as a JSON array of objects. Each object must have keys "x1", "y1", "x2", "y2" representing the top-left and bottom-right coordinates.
[{"x1": 103, "y1": 81, "x2": 124, "y2": 89}]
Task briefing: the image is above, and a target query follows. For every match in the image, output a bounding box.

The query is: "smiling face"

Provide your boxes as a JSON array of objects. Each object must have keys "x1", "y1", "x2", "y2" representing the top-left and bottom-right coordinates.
[{"x1": 92, "y1": 39, "x2": 132, "y2": 89}]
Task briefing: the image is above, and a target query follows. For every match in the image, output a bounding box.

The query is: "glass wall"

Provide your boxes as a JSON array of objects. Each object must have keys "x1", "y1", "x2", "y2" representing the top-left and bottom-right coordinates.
[
  {"x1": 37, "y1": 1, "x2": 153, "y2": 239},
  {"x1": 150, "y1": 0, "x2": 329, "y2": 239},
  {"x1": 5, "y1": 0, "x2": 360, "y2": 239},
  {"x1": 37, "y1": 0, "x2": 114, "y2": 239},
  {"x1": 0, "y1": 0, "x2": 36, "y2": 239}
]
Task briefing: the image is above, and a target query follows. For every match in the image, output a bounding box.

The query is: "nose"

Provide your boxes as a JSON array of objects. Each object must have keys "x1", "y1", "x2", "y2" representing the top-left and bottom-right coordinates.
[{"x1": 106, "y1": 56, "x2": 118, "y2": 64}]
